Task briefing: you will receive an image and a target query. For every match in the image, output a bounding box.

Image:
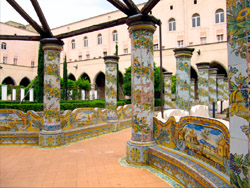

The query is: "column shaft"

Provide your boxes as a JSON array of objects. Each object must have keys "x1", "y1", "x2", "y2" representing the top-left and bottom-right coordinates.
[
  {"x1": 208, "y1": 68, "x2": 217, "y2": 117},
  {"x1": 163, "y1": 72, "x2": 173, "y2": 110}
]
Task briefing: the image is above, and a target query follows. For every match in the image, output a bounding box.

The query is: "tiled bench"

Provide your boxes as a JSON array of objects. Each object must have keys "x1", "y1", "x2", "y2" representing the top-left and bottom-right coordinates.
[{"x1": 149, "y1": 145, "x2": 230, "y2": 188}]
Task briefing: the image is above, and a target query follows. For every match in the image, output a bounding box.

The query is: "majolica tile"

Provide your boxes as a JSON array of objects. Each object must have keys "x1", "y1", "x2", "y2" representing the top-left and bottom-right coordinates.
[{"x1": 228, "y1": 63, "x2": 248, "y2": 90}]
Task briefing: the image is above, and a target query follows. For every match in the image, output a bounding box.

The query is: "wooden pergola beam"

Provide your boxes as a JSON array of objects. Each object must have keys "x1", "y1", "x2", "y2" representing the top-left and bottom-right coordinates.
[
  {"x1": 140, "y1": 0, "x2": 160, "y2": 15},
  {"x1": 55, "y1": 17, "x2": 127, "y2": 40},
  {"x1": 30, "y1": 0, "x2": 53, "y2": 38},
  {"x1": 6, "y1": 0, "x2": 45, "y2": 36},
  {"x1": 122, "y1": 0, "x2": 140, "y2": 14},
  {"x1": 106, "y1": 0, "x2": 133, "y2": 16},
  {"x1": 0, "y1": 35, "x2": 41, "y2": 41}
]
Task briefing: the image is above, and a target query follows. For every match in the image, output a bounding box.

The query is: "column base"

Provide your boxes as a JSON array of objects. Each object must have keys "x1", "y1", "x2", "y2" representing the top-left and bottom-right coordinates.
[
  {"x1": 39, "y1": 130, "x2": 64, "y2": 147},
  {"x1": 126, "y1": 139, "x2": 155, "y2": 165}
]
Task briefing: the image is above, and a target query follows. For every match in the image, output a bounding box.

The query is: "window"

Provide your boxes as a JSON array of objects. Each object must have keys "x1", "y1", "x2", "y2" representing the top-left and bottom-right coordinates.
[
  {"x1": 71, "y1": 39, "x2": 75, "y2": 49},
  {"x1": 86, "y1": 54, "x2": 90, "y2": 59},
  {"x1": 112, "y1": 31, "x2": 118, "y2": 42},
  {"x1": 217, "y1": 34, "x2": 223, "y2": 42},
  {"x1": 124, "y1": 48, "x2": 128, "y2": 54},
  {"x1": 169, "y1": 18, "x2": 176, "y2": 31},
  {"x1": 3, "y1": 57, "x2": 7, "y2": 64},
  {"x1": 84, "y1": 37, "x2": 88, "y2": 47},
  {"x1": 1, "y1": 42, "x2": 6, "y2": 50},
  {"x1": 215, "y1": 9, "x2": 224, "y2": 23},
  {"x1": 200, "y1": 37, "x2": 207, "y2": 44},
  {"x1": 192, "y1": 14, "x2": 200, "y2": 27},
  {"x1": 79, "y1": 55, "x2": 82, "y2": 60},
  {"x1": 170, "y1": 5, "x2": 173, "y2": 10},
  {"x1": 31, "y1": 61, "x2": 35, "y2": 67},
  {"x1": 154, "y1": 44, "x2": 159, "y2": 50},
  {"x1": 194, "y1": 0, "x2": 197, "y2": 4},
  {"x1": 103, "y1": 51, "x2": 107, "y2": 56},
  {"x1": 13, "y1": 58, "x2": 17, "y2": 65},
  {"x1": 97, "y1": 34, "x2": 102, "y2": 45},
  {"x1": 177, "y1": 40, "x2": 183, "y2": 47}
]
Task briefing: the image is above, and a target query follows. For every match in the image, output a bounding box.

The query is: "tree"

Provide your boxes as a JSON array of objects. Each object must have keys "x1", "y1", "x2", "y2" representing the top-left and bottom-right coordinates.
[
  {"x1": 75, "y1": 77, "x2": 91, "y2": 90},
  {"x1": 62, "y1": 56, "x2": 68, "y2": 100},
  {"x1": 36, "y1": 43, "x2": 44, "y2": 103}
]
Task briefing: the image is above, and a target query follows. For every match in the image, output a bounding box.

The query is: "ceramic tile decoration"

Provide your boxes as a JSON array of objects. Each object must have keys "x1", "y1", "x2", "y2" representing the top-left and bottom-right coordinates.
[
  {"x1": 152, "y1": 116, "x2": 230, "y2": 187},
  {"x1": 224, "y1": 78, "x2": 229, "y2": 101},
  {"x1": 217, "y1": 74, "x2": 225, "y2": 102},
  {"x1": 125, "y1": 15, "x2": 158, "y2": 165},
  {"x1": 173, "y1": 48, "x2": 194, "y2": 111},
  {"x1": 163, "y1": 72, "x2": 173, "y2": 110},
  {"x1": 39, "y1": 39, "x2": 64, "y2": 147},
  {"x1": 227, "y1": 0, "x2": 250, "y2": 186},
  {"x1": 190, "y1": 78, "x2": 195, "y2": 106},
  {"x1": 104, "y1": 56, "x2": 119, "y2": 121},
  {"x1": 209, "y1": 68, "x2": 218, "y2": 117},
  {"x1": 197, "y1": 62, "x2": 210, "y2": 106}
]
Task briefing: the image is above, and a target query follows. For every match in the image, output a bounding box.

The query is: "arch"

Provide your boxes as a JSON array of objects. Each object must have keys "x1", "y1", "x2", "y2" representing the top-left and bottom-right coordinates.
[
  {"x1": 68, "y1": 73, "x2": 76, "y2": 81},
  {"x1": 95, "y1": 71, "x2": 105, "y2": 99},
  {"x1": 19, "y1": 77, "x2": 31, "y2": 87},
  {"x1": 192, "y1": 13, "x2": 200, "y2": 27},
  {"x1": 2, "y1": 76, "x2": 16, "y2": 85},
  {"x1": 210, "y1": 61, "x2": 228, "y2": 77},
  {"x1": 168, "y1": 18, "x2": 176, "y2": 31},
  {"x1": 80, "y1": 72, "x2": 91, "y2": 83},
  {"x1": 215, "y1": 9, "x2": 224, "y2": 23}
]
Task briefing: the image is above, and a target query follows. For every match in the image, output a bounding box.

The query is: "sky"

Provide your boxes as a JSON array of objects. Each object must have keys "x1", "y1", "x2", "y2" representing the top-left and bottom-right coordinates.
[{"x1": 0, "y1": 0, "x2": 147, "y2": 28}]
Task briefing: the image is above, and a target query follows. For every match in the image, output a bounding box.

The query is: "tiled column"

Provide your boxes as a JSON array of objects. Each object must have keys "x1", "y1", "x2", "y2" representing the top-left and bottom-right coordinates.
[
  {"x1": 216, "y1": 74, "x2": 225, "y2": 113},
  {"x1": 39, "y1": 38, "x2": 64, "y2": 147},
  {"x1": 163, "y1": 72, "x2": 173, "y2": 110},
  {"x1": 227, "y1": 1, "x2": 249, "y2": 186},
  {"x1": 196, "y1": 62, "x2": 210, "y2": 106},
  {"x1": 208, "y1": 68, "x2": 217, "y2": 117},
  {"x1": 223, "y1": 78, "x2": 229, "y2": 101},
  {"x1": 173, "y1": 47, "x2": 194, "y2": 111},
  {"x1": 104, "y1": 56, "x2": 120, "y2": 131},
  {"x1": 190, "y1": 78, "x2": 195, "y2": 106},
  {"x1": 90, "y1": 84, "x2": 96, "y2": 100},
  {"x1": 126, "y1": 15, "x2": 157, "y2": 165}
]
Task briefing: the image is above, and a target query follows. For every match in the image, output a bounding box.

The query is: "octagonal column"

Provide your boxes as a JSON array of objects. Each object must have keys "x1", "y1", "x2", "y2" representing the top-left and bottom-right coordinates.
[
  {"x1": 209, "y1": 68, "x2": 218, "y2": 117},
  {"x1": 39, "y1": 38, "x2": 64, "y2": 147},
  {"x1": 173, "y1": 47, "x2": 194, "y2": 111},
  {"x1": 223, "y1": 78, "x2": 229, "y2": 101},
  {"x1": 196, "y1": 62, "x2": 210, "y2": 106},
  {"x1": 126, "y1": 15, "x2": 158, "y2": 165},
  {"x1": 104, "y1": 56, "x2": 119, "y2": 131},
  {"x1": 163, "y1": 72, "x2": 173, "y2": 110}
]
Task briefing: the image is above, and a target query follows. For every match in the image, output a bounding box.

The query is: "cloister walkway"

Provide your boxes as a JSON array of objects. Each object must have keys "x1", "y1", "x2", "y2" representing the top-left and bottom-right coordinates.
[{"x1": 0, "y1": 128, "x2": 171, "y2": 188}]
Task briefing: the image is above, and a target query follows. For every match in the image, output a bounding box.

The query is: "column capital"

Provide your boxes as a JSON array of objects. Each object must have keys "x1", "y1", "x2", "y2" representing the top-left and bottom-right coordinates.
[
  {"x1": 209, "y1": 68, "x2": 218, "y2": 75},
  {"x1": 41, "y1": 38, "x2": 64, "y2": 51},
  {"x1": 173, "y1": 47, "x2": 195, "y2": 58},
  {"x1": 216, "y1": 74, "x2": 225, "y2": 79},
  {"x1": 127, "y1": 14, "x2": 158, "y2": 33},
  {"x1": 163, "y1": 72, "x2": 172, "y2": 77},
  {"x1": 196, "y1": 62, "x2": 210, "y2": 69},
  {"x1": 104, "y1": 56, "x2": 119, "y2": 64}
]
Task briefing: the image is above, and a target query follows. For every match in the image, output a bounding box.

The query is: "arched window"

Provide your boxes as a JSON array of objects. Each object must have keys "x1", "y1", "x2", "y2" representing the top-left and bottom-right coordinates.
[
  {"x1": 192, "y1": 13, "x2": 200, "y2": 27},
  {"x1": 97, "y1": 34, "x2": 102, "y2": 45},
  {"x1": 1, "y1": 42, "x2": 6, "y2": 50},
  {"x1": 113, "y1": 30, "x2": 118, "y2": 42},
  {"x1": 215, "y1": 9, "x2": 224, "y2": 23},
  {"x1": 84, "y1": 37, "x2": 88, "y2": 47},
  {"x1": 71, "y1": 39, "x2": 75, "y2": 49},
  {"x1": 169, "y1": 18, "x2": 176, "y2": 31}
]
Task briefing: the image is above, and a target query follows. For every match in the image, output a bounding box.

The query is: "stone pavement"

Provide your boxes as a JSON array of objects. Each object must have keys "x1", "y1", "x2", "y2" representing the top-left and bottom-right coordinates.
[{"x1": 0, "y1": 128, "x2": 171, "y2": 188}]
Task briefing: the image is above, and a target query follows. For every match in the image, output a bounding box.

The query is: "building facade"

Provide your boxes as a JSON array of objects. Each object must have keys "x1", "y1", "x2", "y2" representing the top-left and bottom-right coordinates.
[{"x1": 0, "y1": 0, "x2": 228, "y2": 98}]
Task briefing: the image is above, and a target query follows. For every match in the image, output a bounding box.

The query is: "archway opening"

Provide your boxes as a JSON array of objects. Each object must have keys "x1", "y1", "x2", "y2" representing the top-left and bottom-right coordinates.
[
  {"x1": 19, "y1": 77, "x2": 31, "y2": 87},
  {"x1": 68, "y1": 73, "x2": 76, "y2": 81},
  {"x1": 95, "y1": 72, "x2": 105, "y2": 99},
  {"x1": 2, "y1": 76, "x2": 15, "y2": 85}
]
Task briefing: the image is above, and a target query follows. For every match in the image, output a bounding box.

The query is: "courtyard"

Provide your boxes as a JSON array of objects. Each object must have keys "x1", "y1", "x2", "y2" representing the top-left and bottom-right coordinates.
[{"x1": 0, "y1": 128, "x2": 171, "y2": 188}]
